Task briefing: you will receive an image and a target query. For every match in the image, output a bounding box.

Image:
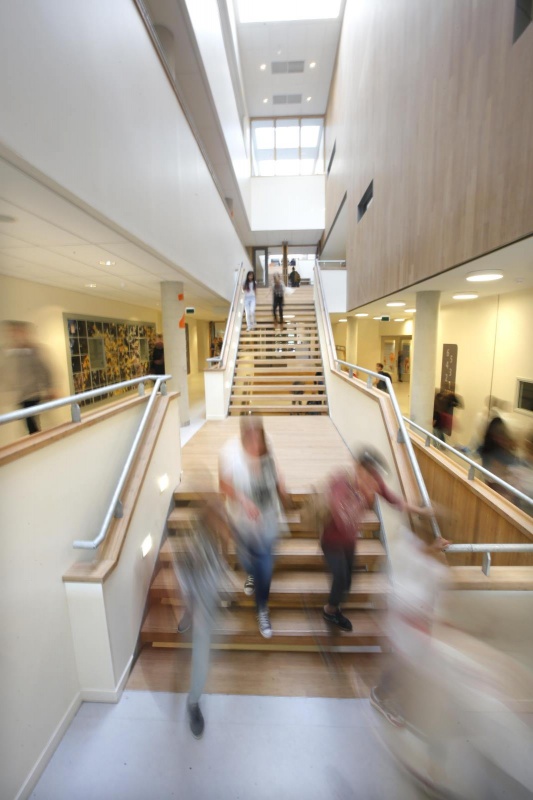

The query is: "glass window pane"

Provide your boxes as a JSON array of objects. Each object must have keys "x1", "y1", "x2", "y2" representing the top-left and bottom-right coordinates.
[
  {"x1": 275, "y1": 119, "x2": 299, "y2": 150},
  {"x1": 300, "y1": 125, "x2": 321, "y2": 148}
]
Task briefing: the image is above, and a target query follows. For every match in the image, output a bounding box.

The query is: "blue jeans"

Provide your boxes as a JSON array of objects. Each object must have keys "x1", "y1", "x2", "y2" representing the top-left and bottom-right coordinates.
[{"x1": 237, "y1": 539, "x2": 275, "y2": 610}]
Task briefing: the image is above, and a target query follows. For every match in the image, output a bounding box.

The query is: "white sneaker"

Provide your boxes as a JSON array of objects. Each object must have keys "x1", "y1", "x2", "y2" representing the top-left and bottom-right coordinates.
[
  {"x1": 257, "y1": 608, "x2": 272, "y2": 639},
  {"x1": 244, "y1": 575, "x2": 255, "y2": 596}
]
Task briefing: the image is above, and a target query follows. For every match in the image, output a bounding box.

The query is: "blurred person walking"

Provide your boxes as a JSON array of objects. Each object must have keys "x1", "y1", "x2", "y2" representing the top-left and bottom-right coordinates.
[
  {"x1": 243, "y1": 270, "x2": 257, "y2": 331},
  {"x1": 321, "y1": 448, "x2": 434, "y2": 632},
  {"x1": 2, "y1": 321, "x2": 56, "y2": 434},
  {"x1": 373, "y1": 363, "x2": 391, "y2": 392},
  {"x1": 173, "y1": 500, "x2": 232, "y2": 738},
  {"x1": 150, "y1": 333, "x2": 165, "y2": 375},
  {"x1": 272, "y1": 273, "x2": 285, "y2": 326},
  {"x1": 219, "y1": 416, "x2": 288, "y2": 639},
  {"x1": 479, "y1": 416, "x2": 519, "y2": 499}
]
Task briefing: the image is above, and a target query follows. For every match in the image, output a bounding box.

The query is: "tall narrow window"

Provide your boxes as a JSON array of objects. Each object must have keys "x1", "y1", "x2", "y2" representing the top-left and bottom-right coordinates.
[{"x1": 357, "y1": 181, "x2": 373, "y2": 221}]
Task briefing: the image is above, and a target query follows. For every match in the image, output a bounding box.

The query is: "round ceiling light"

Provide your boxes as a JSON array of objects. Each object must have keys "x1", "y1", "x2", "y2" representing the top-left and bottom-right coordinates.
[
  {"x1": 309, "y1": 61, "x2": 316, "y2": 68},
  {"x1": 466, "y1": 270, "x2": 503, "y2": 282},
  {"x1": 263, "y1": 98, "x2": 268, "y2": 104},
  {"x1": 260, "y1": 63, "x2": 266, "y2": 70},
  {"x1": 386, "y1": 302, "x2": 405, "y2": 307},
  {"x1": 99, "y1": 260, "x2": 115, "y2": 266},
  {"x1": 453, "y1": 293, "x2": 478, "y2": 300}
]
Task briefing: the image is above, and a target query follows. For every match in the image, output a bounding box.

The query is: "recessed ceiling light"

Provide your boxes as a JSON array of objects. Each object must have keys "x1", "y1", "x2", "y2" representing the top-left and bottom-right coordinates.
[
  {"x1": 338, "y1": 318, "x2": 347, "y2": 323},
  {"x1": 394, "y1": 318, "x2": 406, "y2": 322},
  {"x1": 85, "y1": 283, "x2": 97, "y2": 288},
  {"x1": 0, "y1": 214, "x2": 17, "y2": 223},
  {"x1": 386, "y1": 302, "x2": 406, "y2": 307},
  {"x1": 309, "y1": 61, "x2": 316, "y2": 68},
  {"x1": 405, "y1": 308, "x2": 416, "y2": 313},
  {"x1": 306, "y1": 96, "x2": 312, "y2": 102},
  {"x1": 453, "y1": 293, "x2": 478, "y2": 300},
  {"x1": 373, "y1": 316, "x2": 382, "y2": 320},
  {"x1": 466, "y1": 270, "x2": 503, "y2": 283},
  {"x1": 99, "y1": 260, "x2": 115, "y2": 266},
  {"x1": 354, "y1": 313, "x2": 368, "y2": 317},
  {"x1": 260, "y1": 63, "x2": 266, "y2": 70},
  {"x1": 263, "y1": 98, "x2": 269, "y2": 104}
]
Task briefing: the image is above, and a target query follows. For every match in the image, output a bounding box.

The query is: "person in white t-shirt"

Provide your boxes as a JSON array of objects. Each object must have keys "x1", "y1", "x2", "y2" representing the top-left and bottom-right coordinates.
[
  {"x1": 219, "y1": 416, "x2": 288, "y2": 638},
  {"x1": 243, "y1": 271, "x2": 257, "y2": 331}
]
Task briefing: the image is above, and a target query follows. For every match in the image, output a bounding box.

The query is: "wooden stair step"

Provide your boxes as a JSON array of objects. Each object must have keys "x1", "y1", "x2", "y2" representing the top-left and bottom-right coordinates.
[
  {"x1": 234, "y1": 367, "x2": 324, "y2": 374},
  {"x1": 449, "y1": 566, "x2": 533, "y2": 590},
  {"x1": 233, "y1": 375, "x2": 324, "y2": 382},
  {"x1": 230, "y1": 395, "x2": 328, "y2": 402},
  {"x1": 141, "y1": 604, "x2": 387, "y2": 649},
  {"x1": 150, "y1": 567, "x2": 389, "y2": 608},
  {"x1": 229, "y1": 406, "x2": 329, "y2": 414},
  {"x1": 232, "y1": 386, "x2": 326, "y2": 393}
]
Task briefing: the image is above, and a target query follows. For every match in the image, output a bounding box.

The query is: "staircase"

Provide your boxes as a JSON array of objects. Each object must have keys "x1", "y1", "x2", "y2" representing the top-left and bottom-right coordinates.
[
  {"x1": 229, "y1": 286, "x2": 328, "y2": 415},
  {"x1": 140, "y1": 488, "x2": 389, "y2": 653}
]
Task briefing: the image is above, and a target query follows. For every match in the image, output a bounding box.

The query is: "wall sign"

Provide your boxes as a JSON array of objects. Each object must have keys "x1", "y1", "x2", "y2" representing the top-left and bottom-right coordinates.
[{"x1": 440, "y1": 344, "x2": 458, "y2": 392}]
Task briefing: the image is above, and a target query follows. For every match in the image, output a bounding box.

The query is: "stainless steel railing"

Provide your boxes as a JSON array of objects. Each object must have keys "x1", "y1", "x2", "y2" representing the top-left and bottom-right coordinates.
[
  {"x1": 206, "y1": 261, "x2": 246, "y2": 369},
  {"x1": 0, "y1": 375, "x2": 172, "y2": 550}
]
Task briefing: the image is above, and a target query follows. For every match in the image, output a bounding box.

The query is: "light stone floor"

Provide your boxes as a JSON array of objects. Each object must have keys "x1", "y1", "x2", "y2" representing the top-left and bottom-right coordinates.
[{"x1": 30, "y1": 692, "x2": 426, "y2": 800}]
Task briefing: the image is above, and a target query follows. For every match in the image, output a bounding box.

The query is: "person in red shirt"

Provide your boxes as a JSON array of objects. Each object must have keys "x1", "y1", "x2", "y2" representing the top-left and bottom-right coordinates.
[{"x1": 321, "y1": 448, "x2": 435, "y2": 631}]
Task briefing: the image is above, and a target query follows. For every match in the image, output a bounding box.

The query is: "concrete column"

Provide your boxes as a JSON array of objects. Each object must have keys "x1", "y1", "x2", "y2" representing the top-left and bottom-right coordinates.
[
  {"x1": 161, "y1": 281, "x2": 189, "y2": 425},
  {"x1": 410, "y1": 291, "x2": 440, "y2": 430},
  {"x1": 346, "y1": 317, "x2": 358, "y2": 365}
]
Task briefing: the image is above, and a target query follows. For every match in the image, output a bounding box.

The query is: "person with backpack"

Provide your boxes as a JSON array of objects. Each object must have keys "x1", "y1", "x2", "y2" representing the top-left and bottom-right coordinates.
[
  {"x1": 272, "y1": 273, "x2": 284, "y2": 326},
  {"x1": 288, "y1": 260, "x2": 301, "y2": 288}
]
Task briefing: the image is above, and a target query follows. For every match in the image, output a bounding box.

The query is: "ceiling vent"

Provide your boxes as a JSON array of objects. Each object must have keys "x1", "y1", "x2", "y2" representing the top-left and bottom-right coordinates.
[
  {"x1": 271, "y1": 60, "x2": 305, "y2": 74},
  {"x1": 273, "y1": 94, "x2": 302, "y2": 105}
]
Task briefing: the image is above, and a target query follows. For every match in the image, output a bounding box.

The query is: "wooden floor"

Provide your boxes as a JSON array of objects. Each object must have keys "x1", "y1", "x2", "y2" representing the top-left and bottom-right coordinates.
[
  {"x1": 179, "y1": 415, "x2": 353, "y2": 494},
  {"x1": 126, "y1": 647, "x2": 383, "y2": 699}
]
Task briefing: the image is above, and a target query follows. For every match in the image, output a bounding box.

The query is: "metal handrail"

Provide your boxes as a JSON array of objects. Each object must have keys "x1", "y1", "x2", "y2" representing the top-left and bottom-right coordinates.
[
  {"x1": 314, "y1": 263, "x2": 441, "y2": 540},
  {"x1": 207, "y1": 261, "x2": 246, "y2": 369},
  {"x1": 0, "y1": 375, "x2": 170, "y2": 426},
  {"x1": 403, "y1": 417, "x2": 533, "y2": 509}
]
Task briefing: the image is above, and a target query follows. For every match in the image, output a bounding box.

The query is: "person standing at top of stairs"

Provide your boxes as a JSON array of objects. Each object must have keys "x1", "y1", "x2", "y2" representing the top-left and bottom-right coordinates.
[
  {"x1": 219, "y1": 415, "x2": 289, "y2": 639},
  {"x1": 272, "y1": 274, "x2": 285, "y2": 326},
  {"x1": 243, "y1": 270, "x2": 257, "y2": 331}
]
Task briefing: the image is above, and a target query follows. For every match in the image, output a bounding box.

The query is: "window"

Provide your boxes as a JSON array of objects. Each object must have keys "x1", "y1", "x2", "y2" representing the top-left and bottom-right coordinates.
[
  {"x1": 357, "y1": 181, "x2": 374, "y2": 221},
  {"x1": 88, "y1": 337, "x2": 106, "y2": 371},
  {"x1": 516, "y1": 379, "x2": 533, "y2": 413},
  {"x1": 251, "y1": 118, "x2": 325, "y2": 176},
  {"x1": 514, "y1": 0, "x2": 532, "y2": 41}
]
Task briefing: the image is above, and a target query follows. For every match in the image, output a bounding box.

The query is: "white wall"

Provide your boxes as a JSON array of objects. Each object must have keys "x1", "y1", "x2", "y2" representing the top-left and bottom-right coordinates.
[
  {"x1": 0, "y1": 399, "x2": 158, "y2": 800},
  {"x1": 0, "y1": 274, "x2": 160, "y2": 445},
  {"x1": 437, "y1": 290, "x2": 533, "y2": 447},
  {"x1": 322, "y1": 270, "x2": 347, "y2": 312},
  {"x1": 251, "y1": 176, "x2": 325, "y2": 231},
  {"x1": 0, "y1": 0, "x2": 248, "y2": 302}
]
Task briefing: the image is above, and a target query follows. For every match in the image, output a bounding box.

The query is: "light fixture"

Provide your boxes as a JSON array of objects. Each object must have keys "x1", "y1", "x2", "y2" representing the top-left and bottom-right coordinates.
[
  {"x1": 237, "y1": 0, "x2": 342, "y2": 23},
  {"x1": 309, "y1": 61, "x2": 316, "y2": 68},
  {"x1": 338, "y1": 318, "x2": 347, "y2": 323},
  {"x1": 263, "y1": 98, "x2": 269, "y2": 104},
  {"x1": 386, "y1": 302, "x2": 406, "y2": 307},
  {"x1": 306, "y1": 96, "x2": 312, "y2": 102},
  {"x1": 260, "y1": 63, "x2": 267, "y2": 70},
  {"x1": 394, "y1": 318, "x2": 406, "y2": 322},
  {"x1": 405, "y1": 308, "x2": 416, "y2": 313},
  {"x1": 354, "y1": 313, "x2": 368, "y2": 317},
  {"x1": 453, "y1": 293, "x2": 478, "y2": 300},
  {"x1": 99, "y1": 260, "x2": 116, "y2": 266},
  {"x1": 85, "y1": 283, "x2": 97, "y2": 288},
  {"x1": 141, "y1": 534, "x2": 153, "y2": 558},
  {"x1": 466, "y1": 270, "x2": 503, "y2": 283},
  {"x1": 158, "y1": 474, "x2": 169, "y2": 493},
  {"x1": 373, "y1": 316, "x2": 382, "y2": 320}
]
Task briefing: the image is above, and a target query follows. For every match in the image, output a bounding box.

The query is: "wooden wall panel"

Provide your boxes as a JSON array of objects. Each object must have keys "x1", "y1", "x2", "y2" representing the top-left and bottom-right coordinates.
[
  {"x1": 412, "y1": 437, "x2": 533, "y2": 567},
  {"x1": 325, "y1": 0, "x2": 533, "y2": 309}
]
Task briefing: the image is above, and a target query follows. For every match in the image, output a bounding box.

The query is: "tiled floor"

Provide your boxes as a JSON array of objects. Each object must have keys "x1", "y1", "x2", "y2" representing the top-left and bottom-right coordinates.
[{"x1": 31, "y1": 692, "x2": 424, "y2": 800}]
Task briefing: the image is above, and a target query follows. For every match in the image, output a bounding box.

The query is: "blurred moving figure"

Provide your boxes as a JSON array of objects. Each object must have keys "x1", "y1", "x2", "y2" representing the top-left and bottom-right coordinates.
[
  {"x1": 2, "y1": 320, "x2": 56, "y2": 434},
  {"x1": 173, "y1": 500, "x2": 232, "y2": 739},
  {"x1": 150, "y1": 333, "x2": 165, "y2": 375},
  {"x1": 321, "y1": 448, "x2": 434, "y2": 632},
  {"x1": 219, "y1": 416, "x2": 288, "y2": 639},
  {"x1": 433, "y1": 388, "x2": 463, "y2": 443},
  {"x1": 371, "y1": 526, "x2": 533, "y2": 799},
  {"x1": 479, "y1": 416, "x2": 518, "y2": 499}
]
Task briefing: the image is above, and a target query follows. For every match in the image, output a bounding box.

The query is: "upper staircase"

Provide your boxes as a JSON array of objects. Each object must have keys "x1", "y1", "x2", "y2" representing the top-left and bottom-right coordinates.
[{"x1": 229, "y1": 286, "x2": 328, "y2": 415}]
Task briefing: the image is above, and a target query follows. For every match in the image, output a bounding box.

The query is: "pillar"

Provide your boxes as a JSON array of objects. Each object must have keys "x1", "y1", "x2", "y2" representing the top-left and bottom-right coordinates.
[
  {"x1": 161, "y1": 281, "x2": 190, "y2": 425},
  {"x1": 346, "y1": 317, "x2": 358, "y2": 365},
  {"x1": 410, "y1": 291, "x2": 440, "y2": 430},
  {"x1": 282, "y1": 241, "x2": 288, "y2": 285}
]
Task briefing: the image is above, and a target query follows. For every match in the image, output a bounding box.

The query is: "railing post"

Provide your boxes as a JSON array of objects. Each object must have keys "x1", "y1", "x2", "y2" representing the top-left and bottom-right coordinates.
[
  {"x1": 425, "y1": 435, "x2": 431, "y2": 447},
  {"x1": 348, "y1": 367, "x2": 353, "y2": 379},
  {"x1": 71, "y1": 403, "x2": 81, "y2": 423},
  {"x1": 468, "y1": 464, "x2": 476, "y2": 480},
  {"x1": 366, "y1": 375, "x2": 373, "y2": 389},
  {"x1": 114, "y1": 500, "x2": 124, "y2": 519},
  {"x1": 397, "y1": 428, "x2": 405, "y2": 444},
  {"x1": 482, "y1": 552, "x2": 491, "y2": 577},
  {"x1": 138, "y1": 382, "x2": 145, "y2": 396},
  {"x1": 160, "y1": 381, "x2": 167, "y2": 396}
]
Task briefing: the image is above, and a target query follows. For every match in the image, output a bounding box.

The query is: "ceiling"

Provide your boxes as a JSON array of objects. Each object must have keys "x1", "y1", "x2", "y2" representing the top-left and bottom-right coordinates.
[
  {"x1": 235, "y1": 4, "x2": 345, "y2": 118},
  {"x1": 0, "y1": 158, "x2": 230, "y2": 319},
  {"x1": 330, "y1": 236, "x2": 533, "y2": 321}
]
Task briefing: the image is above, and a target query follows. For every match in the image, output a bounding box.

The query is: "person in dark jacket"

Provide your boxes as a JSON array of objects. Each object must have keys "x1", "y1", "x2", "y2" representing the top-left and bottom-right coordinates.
[{"x1": 150, "y1": 333, "x2": 165, "y2": 375}]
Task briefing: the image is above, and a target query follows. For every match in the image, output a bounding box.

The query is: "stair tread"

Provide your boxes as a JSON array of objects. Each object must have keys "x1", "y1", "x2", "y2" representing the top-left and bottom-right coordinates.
[
  {"x1": 232, "y1": 386, "x2": 325, "y2": 392},
  {"x1": 141, "y1": 604, "x2": 386, "y2": 642},
  {"x1": 168, "y1": 504, "x2": 380, "y2": 531},
  {"x1": 230, "y1": 395, "x2": 328, "y2": 402}
]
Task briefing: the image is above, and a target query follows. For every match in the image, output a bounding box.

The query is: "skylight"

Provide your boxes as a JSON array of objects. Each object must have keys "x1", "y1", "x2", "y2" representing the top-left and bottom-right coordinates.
[{"x1": 237, "y1": 0, "x2": 342, "y2": 24}]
